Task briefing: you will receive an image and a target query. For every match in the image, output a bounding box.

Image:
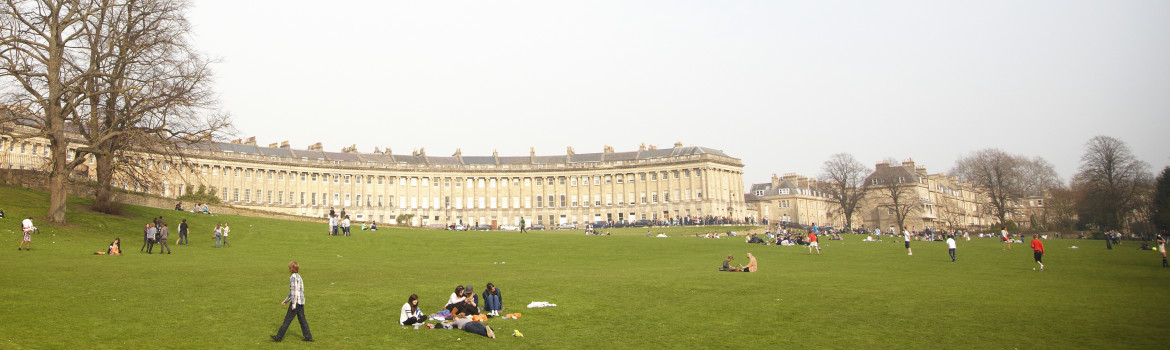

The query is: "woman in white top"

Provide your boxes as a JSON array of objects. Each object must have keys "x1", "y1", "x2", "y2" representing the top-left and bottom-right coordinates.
[
  {"x1": 445, "y1": 285, "x2": 465, "y2": 311},
  {"x1": 400, "y1": 294, "x2": 426, "y2": 326}
]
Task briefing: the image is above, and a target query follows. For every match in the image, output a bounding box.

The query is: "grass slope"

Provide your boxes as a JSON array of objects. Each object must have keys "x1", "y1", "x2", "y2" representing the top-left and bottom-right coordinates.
[{"x1": 1, "y1": 185, "x2": 1168, "y2": 349}]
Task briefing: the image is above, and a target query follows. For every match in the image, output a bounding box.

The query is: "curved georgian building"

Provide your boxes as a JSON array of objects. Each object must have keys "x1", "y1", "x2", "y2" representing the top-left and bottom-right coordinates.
[{"x1": 1, "y1": 131, "x2": 746, "y2": 227}]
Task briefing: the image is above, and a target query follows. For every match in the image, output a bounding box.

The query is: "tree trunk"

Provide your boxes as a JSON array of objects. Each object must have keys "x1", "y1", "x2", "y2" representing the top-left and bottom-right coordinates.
[
  {"x1": 47, "y1": 137, "x2": 68, "y2": 223},
  {"x1": 92, "y1": 154, "x2": 115, "y2": 213}
]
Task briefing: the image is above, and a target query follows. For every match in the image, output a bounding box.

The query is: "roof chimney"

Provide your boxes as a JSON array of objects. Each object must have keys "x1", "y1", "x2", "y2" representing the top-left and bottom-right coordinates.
[
  {"x1": 244, "y1": 137, "x2": 256, "y2": 145},
  {"x1": 280, "y1": 141, "x2": 290, "y2": 149},
  {"x1": 307, "y1": 142, "x2": 323, "y2": 151},
  {"x1": 566, "y1": 146, "x2": 574, "y2": 155},
  {"x1": 268, "y1": 143, "x2": 279, "y2": 148},
  {"x1": 674, "y1": 141, "x2": 683, "y2": 148}
]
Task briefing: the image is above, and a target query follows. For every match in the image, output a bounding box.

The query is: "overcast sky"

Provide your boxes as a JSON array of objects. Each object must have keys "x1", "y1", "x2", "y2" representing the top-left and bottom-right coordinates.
[{"x1": 187, "y1": 1, "x2": 1170, "y2": 190}]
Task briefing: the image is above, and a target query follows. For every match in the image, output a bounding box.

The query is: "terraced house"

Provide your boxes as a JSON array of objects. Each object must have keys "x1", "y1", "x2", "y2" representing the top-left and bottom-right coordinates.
[{"x1": 1, "y1": 128, "x2": 746, "y2": 228}]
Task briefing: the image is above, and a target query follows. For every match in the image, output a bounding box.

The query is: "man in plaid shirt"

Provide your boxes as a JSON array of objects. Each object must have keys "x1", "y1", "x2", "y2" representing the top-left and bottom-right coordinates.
[{"x1": 272, "y1": 261, "x2": 313, "y2": 342}]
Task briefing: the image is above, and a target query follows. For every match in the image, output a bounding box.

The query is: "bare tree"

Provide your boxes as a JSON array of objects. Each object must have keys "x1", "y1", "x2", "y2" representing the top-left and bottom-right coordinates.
[
  {"x1": 935, "y1": 194, "x2": 968, "y2": 231},
  {"x1": 950, "y1": 149, "x2": 1059, "y2": 226},
  {"x1": 868, "y1": 169, "x2": 919, "y2": 233},
  {"x1": 1042, "y1": 186, "x2": 1079, "y2": 233},
  {"x1": 817, "y1": 153, "x2": 870, "y2": 230},
  {"x1": 1074, "y1": 136, "x2": 1152, "y2": 231},
  {"x1": 72, "y1": 0, "x2": 229, "y2": 212},
  {"x1": 1, "y1": 0, "x2": 105, "y2": 223}
]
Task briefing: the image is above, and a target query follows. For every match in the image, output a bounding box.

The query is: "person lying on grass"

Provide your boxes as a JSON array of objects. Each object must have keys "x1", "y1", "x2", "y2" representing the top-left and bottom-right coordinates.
[{"x1": 450, "y1": 316, "x2": 495, "y2": 338}]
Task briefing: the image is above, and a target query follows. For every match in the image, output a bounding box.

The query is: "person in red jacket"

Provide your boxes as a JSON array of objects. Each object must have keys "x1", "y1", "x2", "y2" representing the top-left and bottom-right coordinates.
[
  {"x1": 1030, "y1": 234, "x2": 1045, "y2": 271},
  {"x1": 807, "y1": 231, "x2": 821, "y2": 256}
]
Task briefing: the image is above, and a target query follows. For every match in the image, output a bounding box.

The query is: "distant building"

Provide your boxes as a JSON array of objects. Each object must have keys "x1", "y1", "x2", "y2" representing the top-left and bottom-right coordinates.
[{"x1": 1, "y1": 127, "x2": 747, "y2": 227}]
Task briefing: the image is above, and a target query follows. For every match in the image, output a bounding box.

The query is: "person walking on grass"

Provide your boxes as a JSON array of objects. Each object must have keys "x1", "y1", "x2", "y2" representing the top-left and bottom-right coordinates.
[
  {"x1": 272, "y1": 261, "x2": 313, "y2": 342},
  {"x1": 1001, "y1": 227, "x2": 1012, "y2": 250},
  {"x1": 213, "y1": 223, "x2": 223, "y2": 248},
  {"x1": 178, "y1": 219, "x2": 189, "y2": 246},
  {"x1": 520, "y1": 217, "x2": 526, "y2": 233},
  {"x1": 18, "y1": 216, "x2": 34, "y2": 251},
  {"x1": 946, "y1": 235, "x2": 957, "y2": 262},
  {"x1": 1031, "y1": 234, "x2": 1045, "y2": 271},
  {"x1": 903, "y1": 229, "x2": 913, "y2": 256},
  {"x1": 158, "y1": 222, "x2": 171, "y2": 254},
  {"x1": 146, "y1": 223, "x2": 158, "y2": 254},
  {"x1": 808, "y1": 231, "x2": 821, "y2": 255},
  {"x1": 1156, "y1": 232, "x2": 1167, "y2": 268}
]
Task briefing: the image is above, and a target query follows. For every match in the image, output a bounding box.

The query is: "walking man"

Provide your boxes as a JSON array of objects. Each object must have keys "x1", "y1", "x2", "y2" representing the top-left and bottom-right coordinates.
[
  {"x1": 1031, "y1": 234, "x2": 1045, "y2": 271},
  {"x1": 520, "y1": 217, "x2": 526, "y2": 233},
  {"x1": 158, "y1": 222, "x2": 172, "y2": 254},
  {"x1": 146, "y1": 223, "x2": 158, "y2": 254},
  {"x1": 18, "y1": 216, "x2": 34, "y2": 250},
  {"x1": 903, "y1": 229, "x2": 913, "y2": 256},
  {"x1": 1001, "y1": 227, "x2": 1012, "y2": 250},
  {"x1": 178, "y1": 219, "x2": 189, "y2": 245},
  {"x1": 272, "y1": 261, "x2": 313, "y2": 342},
  {"x1": 946, "y1": 235, "x2": 957, "y2": 262}
]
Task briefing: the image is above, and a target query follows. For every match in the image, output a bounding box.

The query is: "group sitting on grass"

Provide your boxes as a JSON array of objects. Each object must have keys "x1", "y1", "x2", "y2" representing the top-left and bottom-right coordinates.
[
  {"x1": 398, "y1": 283, "x2": 506, "y2": 338},
  {"x1": 719, "y1": 253, "x2": 758, "y2": 272}
]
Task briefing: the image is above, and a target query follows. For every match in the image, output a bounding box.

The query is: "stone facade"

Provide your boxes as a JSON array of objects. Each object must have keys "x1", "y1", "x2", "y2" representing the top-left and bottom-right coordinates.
[
  {"x1": 1, "y1": 130, "x2": 746, "y2": 228},
  {"x1": 745, "y1": 174, "x2": 836, "y2": 227},
  {"x1": 747, "y1": 159, "x2": 1000, "y2": 232}
]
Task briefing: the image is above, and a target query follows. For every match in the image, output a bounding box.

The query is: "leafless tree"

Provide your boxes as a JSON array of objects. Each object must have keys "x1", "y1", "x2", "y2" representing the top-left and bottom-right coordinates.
[
  {"x1": 817, "y1": 153, "x2": 870, "y2": 230},
  {"x1": 950, "y1": 149, "x2": 1059, "y2": 226},
  {"x1": 868, "y1": 171, "x2": 919, "y2": 233},
  {"x1": 1, "y1": 0, "x2": 105, "y2": 223},
  {"x1": 1074, "y1": 135, "x2": 1151, "y2": 231},
  {"x1": 71, "y1": 0, "x2": 229, "y2": 212},
  {"x1": 935, "y1": 194, "x2": 968, "y2": 231},
  {"x1": 1042, "y1": 186, "x2": 1079, "y2": 233}
]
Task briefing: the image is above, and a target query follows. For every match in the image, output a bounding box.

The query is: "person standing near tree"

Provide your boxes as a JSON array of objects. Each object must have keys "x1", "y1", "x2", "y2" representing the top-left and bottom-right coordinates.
[
  {"x1": 1001, "y1": 227, "x2": 1011, "y2": 250},
  {"x1": 18, "y1": 217, "x2": 34, "y2": 251},
  {"x1": 1031, "y1": 234, "x2": 1046, "y2": 271},
  {"x1": 271, "y1": 261, "x2": 312, "y2": 342},
  {"x1": 1156, "y1": 232, "x2": 1167, "y2": 268}
]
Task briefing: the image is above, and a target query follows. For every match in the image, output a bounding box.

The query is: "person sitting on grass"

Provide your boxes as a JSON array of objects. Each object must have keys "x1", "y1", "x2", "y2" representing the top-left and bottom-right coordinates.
[
  {"x1": 370, "y1": 221, "x2": 378, "y2": 231},
  {"x1": 483, "y1": 283, "x2": 503, "y2": 316},
  {"x1": 451, "y1": 286, "x2": 480, "y2": 317},
  {"x1": 400, "y1": 294, "x2": 427, "y2": 327},
  {"x1": 95, "y1": 238, "x2": 121, "y2": 255},
  {"x1": 741, "y1": 253, "x2": 758, "y2": 272},
  {"x1": 719, "y1": 254, "x2": 740, "y2": 271},
  {"x1": 445, "y1": 285, "x2": 466, "y2": 312}
]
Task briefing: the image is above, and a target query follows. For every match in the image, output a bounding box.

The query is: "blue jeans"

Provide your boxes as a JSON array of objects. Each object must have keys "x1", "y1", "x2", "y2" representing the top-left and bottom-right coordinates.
[
  {"x1": 485, "y1": 293, "x2": 502, "y2": 312},
  {"x1": 215, "y1": 235, "x2": 222, "y2": 247}
]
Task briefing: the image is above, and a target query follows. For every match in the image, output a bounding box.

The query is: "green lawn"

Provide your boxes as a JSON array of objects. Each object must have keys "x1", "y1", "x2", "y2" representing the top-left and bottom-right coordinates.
[{"x1": 1, "y1": 185, "x2": 1168, "y2": 349}]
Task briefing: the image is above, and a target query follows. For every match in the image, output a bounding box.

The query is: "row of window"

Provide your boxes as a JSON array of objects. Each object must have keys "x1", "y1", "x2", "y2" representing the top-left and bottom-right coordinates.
[
  {"x1": 223, "y1": 189, "x2": 706, "y2": 209},
  {"x1": 201, "y1": 165, "x2": 707, "y2": 188}
]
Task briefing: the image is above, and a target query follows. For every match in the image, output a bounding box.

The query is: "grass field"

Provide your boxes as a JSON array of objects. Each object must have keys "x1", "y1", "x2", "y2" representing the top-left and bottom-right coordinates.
[{"x1": 2, "y1": 185, "x2": 1169, "y2": 349}]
